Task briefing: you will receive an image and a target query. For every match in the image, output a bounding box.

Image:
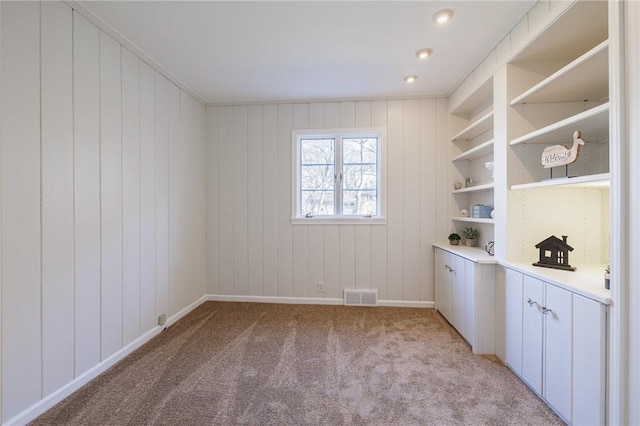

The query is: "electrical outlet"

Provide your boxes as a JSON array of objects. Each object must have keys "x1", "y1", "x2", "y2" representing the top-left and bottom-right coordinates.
[
  {"x1": 317, "y1": 281, "x2": 324, "y2": 292},
  {"x1": 157, "y1": 314, "x2": 167, "y2": 326}
]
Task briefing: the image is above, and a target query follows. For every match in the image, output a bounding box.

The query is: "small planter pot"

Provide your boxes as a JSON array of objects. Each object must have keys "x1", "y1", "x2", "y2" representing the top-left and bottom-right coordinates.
[
  {"x1": 465, "y1": 239, "x2": 476, "y2": 247},
  {"x1": 449, "y1": 240, "x2": 459, "y2": 245},
  {"x1": 605, "y1": 273, "x2": 610, "y2": 290}
]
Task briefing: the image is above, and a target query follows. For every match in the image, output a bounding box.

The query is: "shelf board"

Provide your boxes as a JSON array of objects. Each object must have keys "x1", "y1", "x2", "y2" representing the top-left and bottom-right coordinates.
[
  {"x1": 450, "y1": 77, "x2": 493, "y2": 116},
  {"x1": 451, "y1": 111, "x2": 493, "y2": 141},
  {"x1": 510, "y1": 103, "x2": 609, "y2": 146},
  {"x1": 452, "y1": 182, "x2": 494, "y2": 194},
  {"x1": 511, "y1": 40, "x2": 609, "y2": 105},
  {"x1": 452, "y1": 217, "x2": 494, "y2": 224},
  {"x1": 510, "y1": 173, "x2": 610, "y2": 190},
  {"x1": 452, "y1": 139, "x2": 494, "y2": 162}
]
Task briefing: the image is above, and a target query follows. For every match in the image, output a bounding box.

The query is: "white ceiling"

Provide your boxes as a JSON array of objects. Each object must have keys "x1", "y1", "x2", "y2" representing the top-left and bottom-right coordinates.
[{"x1": 79, "y1": 1, "x2": 535, "y2": 104}]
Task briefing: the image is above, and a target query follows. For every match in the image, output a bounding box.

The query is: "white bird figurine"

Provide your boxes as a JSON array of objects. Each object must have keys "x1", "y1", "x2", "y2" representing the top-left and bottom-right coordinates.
[{"x1": 541, "y1": 130, "x2": 586, "y2": 168}]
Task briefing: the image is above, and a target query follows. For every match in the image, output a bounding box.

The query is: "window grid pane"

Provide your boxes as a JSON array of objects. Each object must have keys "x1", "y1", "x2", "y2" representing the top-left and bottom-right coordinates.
[
  {"x1": 342, "y1": 137, "x2": 378, "y2": 216},
  {"x1": 300, "y1": 138, "x2": 336, "y2": 216}
]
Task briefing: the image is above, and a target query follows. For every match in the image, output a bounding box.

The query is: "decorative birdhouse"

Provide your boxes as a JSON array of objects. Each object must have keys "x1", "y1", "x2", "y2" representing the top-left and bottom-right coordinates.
[{"x1": 533, "y1": 235, "x2": 576, "y2": 271}]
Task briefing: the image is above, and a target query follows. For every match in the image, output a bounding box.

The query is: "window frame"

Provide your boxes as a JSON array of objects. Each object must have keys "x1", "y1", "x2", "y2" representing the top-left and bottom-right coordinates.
[{"x1": 291, "y1": 128, "x2": 387, "y2": 225}]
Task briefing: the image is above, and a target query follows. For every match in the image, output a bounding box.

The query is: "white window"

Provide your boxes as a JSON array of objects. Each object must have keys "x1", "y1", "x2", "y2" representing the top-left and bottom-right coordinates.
[{"x1": 292, "y1": 128, "x2": 386, "y2": 224}]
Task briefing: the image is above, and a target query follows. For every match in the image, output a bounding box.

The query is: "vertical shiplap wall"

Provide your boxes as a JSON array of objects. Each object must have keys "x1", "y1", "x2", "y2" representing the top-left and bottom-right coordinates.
[
  {"x1": 0, "y1": 2, "x2": 206, "y2": 421},
  {"x1": 206, "y1": 99, "x2": 444, "y2": 302}
]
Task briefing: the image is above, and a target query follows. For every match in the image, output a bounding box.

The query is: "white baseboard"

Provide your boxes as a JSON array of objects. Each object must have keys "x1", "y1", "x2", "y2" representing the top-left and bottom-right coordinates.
[
  {"x1": 206, "y1": 294, "x2": 434, "y2": 308},
  {"x1": 206, "y1": 294, "x2": 344, "y2": 305},
  {"x1": 6, "y1": 295, "x2": 209, "y2": 426}
]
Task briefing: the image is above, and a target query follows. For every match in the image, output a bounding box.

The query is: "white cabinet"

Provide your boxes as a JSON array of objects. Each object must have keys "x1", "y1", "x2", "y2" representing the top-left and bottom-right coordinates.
[
  {"x1": 505, "y1": 268, "x2": 523, "y2": 375},
  {"x1": 435, "y1": 248, "x2": 453, "y2": 323},
  {"x1": 505, "y1": 268, "x2": 606, "y2": 425},
  {"x1": 543, "y1": 282, "x2": 572, "y2": 421},
  {"x1": 434, "y1": 247, "x2": 495, "y2": 354},
  {"x1": 522, "y1": 275, "x2": 544, "y2": 395}
]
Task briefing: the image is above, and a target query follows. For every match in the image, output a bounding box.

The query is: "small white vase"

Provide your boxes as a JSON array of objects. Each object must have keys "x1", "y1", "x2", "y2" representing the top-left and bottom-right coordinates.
[{"x1": 465, "y1": 239, "x2": 476, "y2": 247}]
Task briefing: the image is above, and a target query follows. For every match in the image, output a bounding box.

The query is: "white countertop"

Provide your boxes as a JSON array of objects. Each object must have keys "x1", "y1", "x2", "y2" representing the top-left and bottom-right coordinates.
[
  {"x1": 432, "y1": 243, "x2": 611, "y2": 304},
  {"x1": 433, "y1": 241, "x2": 498, "y2": 264},
  {"x1": 504, "y1": 262, "x2": 611, "y2": 305}
]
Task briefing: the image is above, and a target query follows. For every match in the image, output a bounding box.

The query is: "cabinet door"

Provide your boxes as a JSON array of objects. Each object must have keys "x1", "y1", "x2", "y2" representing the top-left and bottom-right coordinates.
[
  {"x1": 505, "y1": 268, "x2": 523, "y2": 375},
  {"x1": 543, "y1": 283, "x2": 572, "y2": 422},
  {"x1": 451, "y1": 254, "x2": 466, "y2": 337},
  {"x1": 522, "y1": 275, "x2": 543, "y2": 395},
  {"x1": 572, "y1": 294, "x2": 606, "y2": 426},
  {"x1": 434, "y1": 249, "x2": 452, "y2": 323},
  {"x1": 464, "y1": 258, "x2": 475, "y2": 346}
]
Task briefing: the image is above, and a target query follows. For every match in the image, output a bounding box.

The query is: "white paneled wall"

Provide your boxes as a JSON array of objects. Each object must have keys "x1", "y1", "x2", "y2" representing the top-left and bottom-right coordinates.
[
  {"x1": 0, "y1": 2, "x2": 206, "y2": 422},
  {"x1": 206, "y1": 100, "x2": 445, "y2": 302}
]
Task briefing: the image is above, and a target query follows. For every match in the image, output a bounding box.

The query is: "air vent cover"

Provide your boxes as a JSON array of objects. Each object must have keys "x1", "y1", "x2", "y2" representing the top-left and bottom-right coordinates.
[{"x1": 343, "y1": 289, "x2": 378, "y2": 307}]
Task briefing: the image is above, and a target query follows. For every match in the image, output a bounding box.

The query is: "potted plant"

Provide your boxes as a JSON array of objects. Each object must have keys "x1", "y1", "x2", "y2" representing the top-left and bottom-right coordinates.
[
  {"x1": 605, "y1": 265, "x2": 610, "y2": 290},
  {"x1": 461, "y1": 227, "x2": 479, "y2": 247},
  {"x1": 448, "y1": 233, "x2": 461, "y2": 245}
]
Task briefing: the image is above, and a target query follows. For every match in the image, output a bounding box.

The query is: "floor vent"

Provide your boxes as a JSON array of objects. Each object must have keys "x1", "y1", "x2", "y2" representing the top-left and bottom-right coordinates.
[{"x1": 344, "y1": 289, "x2": 378, "y2": 307}]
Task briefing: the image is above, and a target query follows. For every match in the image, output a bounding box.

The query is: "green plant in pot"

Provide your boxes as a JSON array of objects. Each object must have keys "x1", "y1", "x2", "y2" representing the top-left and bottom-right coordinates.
[
  {"x1": 605, "y1": 265, "x2": 610, "y2": 290},
  {"x1": 448, "y1": 233, "x2": 461, "y2": 245},
  {"x1": 461, "y1": 227, "x2": 479, "y2": 247}
]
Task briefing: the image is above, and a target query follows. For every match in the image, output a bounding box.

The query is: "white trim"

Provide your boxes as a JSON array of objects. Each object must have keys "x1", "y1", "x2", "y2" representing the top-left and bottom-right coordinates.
[
  {"x1": 207, "y1": 294, "x2": 433, "y2": 309},
  {"x1": 377, "y1": 300, "x2": 435, "y2": 309},
  {"x1": 206, "y1": 93, "x2": 447, "y2": 107},
  {"x1": 4, "y1": 295, "x2": 209, "y2": 426},
  {"x1": 291, "y1": 217, "x2": 386, "y2": 226},
  {"x1": 207, "y1": 294, "x2": 343, "y2": 306},
  {"x1": 62, "y1": 1, "x2": 204, "y2": 105},
  {"x1": 608, "y1": 1, "x2": 628, "y2": 425}
]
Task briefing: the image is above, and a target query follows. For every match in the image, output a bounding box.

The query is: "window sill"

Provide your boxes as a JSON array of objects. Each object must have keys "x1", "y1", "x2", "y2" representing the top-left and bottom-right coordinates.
[{"x1": 291, "y1": 217, "x2": 387, "y2": 226}]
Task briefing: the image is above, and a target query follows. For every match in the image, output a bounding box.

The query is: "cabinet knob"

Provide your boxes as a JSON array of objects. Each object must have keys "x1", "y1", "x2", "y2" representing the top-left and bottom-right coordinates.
[
  {"x1": 527, "y1": 298, "x2": 539, "y2": 308},
  {"x1": 542, "y1": 307, "x2": 553, "y2": 316},
  {"x1": 444, "y1": 265, "x2": 455, "y2": 273}
]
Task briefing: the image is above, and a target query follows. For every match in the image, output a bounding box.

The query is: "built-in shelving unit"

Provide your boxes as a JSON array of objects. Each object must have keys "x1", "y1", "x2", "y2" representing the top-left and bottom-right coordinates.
[
  {"x1": 505, "y1": 0, "x2": 610, "y2": 274},
  {"x1": 448, "y1": 76, "x2": 495, "y2": 244},
  {"x1": 439, "y1": 2, "x2": 612, "y2": 422}
]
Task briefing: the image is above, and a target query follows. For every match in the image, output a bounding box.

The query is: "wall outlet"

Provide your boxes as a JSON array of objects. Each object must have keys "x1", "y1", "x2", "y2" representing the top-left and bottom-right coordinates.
[
  {"x1": 157, "y1": 314, "x2": 167, "y2": 326},
  {"x1": 317, "y1": 281, "x2": 324, "y2": 292}
]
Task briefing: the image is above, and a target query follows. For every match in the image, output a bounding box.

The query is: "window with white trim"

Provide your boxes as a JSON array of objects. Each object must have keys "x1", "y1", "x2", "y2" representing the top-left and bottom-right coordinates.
[{"x1": 292, "y1": 128, "x2": 386, "y2": 223}]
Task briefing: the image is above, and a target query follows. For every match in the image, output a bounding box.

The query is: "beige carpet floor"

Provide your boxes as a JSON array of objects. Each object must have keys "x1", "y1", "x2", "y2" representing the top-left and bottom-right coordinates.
[{"x1": 32, "y1": 302, "x2": 563, "y2": 425}]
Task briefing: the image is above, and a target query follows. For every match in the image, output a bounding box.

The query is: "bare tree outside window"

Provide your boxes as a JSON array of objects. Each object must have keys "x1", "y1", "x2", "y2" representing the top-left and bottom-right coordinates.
[
  {"x1": 342, "y1": 138, "x2": 377, "y2": 215},
  {"x1": 300, "y1": 138, "x2": 335, "y2": 215}
]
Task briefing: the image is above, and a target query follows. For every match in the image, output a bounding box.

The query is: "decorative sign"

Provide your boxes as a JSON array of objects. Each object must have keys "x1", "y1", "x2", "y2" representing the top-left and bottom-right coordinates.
[{"x1": 541, "y1": 131, "x2": 585, "y2": 169}]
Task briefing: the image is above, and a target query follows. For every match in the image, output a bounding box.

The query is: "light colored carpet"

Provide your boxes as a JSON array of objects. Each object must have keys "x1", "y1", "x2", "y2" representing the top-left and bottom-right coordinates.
[{"x1": 32, "y1": 302, "x2": 563, "y2": 425}]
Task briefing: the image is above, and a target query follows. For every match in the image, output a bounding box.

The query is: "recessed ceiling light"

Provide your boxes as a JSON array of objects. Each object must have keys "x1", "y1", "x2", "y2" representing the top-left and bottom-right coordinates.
[
  {"x1": 433, "y1": 9, "x2": 454, "y2": 24},
  {"x1": 415, "y1": 48, "x2": 433, "y2": 59},
  {"x1": 404, "y1": 75, "x2": 418, "y2": 83}
]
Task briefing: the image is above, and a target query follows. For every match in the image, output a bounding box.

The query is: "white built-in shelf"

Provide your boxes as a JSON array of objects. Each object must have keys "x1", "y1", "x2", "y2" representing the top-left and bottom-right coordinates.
[
  {"x1": 510, "y1": 103, "x2": 609, "y2": 146},
  {"x1": 451, "y1": 77, "x2": 493, "y2": 116},
  {"x1": 510, "y1": 172, "x2": 610, "y2": 190},
  {"x1": 451, "y1": 111, "x2": 493, "y2": 141},
  {"x1": 452, "y1": 139, "x2": 494, "y2": 162},
  {"x1": 452, "y1": 182, "x2": 494, "y2": 194},
  {"x1": 510, "y1": 40, "x2": 609, "y2": 105},
  {"x1": 452, "y1": 217, "x2": 495, "y2": 224}
]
